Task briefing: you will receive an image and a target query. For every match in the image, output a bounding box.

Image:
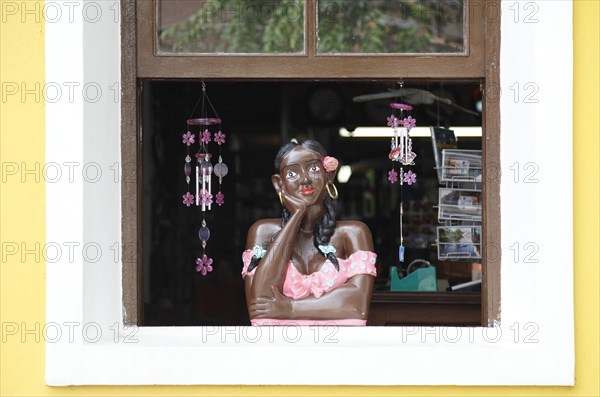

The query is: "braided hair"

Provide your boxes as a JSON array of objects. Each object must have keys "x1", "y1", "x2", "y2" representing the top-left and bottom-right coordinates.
[{"x1": 247, "y1": 140, "x2": 339, "y2": 273}]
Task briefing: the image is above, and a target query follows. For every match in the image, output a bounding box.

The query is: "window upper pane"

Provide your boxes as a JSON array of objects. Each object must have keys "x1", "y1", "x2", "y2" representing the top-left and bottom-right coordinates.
[
  {"x1": 317, "y1": 0, "x2": 465, "y2": 54},
  {"x1": 158, "y1": 0, "x2": 305, "y2": 54}
]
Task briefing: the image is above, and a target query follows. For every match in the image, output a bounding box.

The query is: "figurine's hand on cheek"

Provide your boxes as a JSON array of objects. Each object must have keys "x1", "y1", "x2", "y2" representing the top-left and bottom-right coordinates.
[
  {"x1": 281, "y1": 190, "x2": 308, "y2": 216},
  {"x1": 306, "y1": 193, "x2": 323, "y2": 207}
]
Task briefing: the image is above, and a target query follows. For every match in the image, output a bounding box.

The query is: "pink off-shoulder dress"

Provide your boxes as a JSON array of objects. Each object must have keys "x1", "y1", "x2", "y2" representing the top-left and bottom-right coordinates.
[{"x1": 242, "y1": 249, "x2": 377, "y2": 326}]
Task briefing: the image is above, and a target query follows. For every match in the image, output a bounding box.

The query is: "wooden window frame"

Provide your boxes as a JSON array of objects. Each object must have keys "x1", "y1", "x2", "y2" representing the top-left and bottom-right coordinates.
[
  {"x1": 121, "y1": 0, "x2": 500, "y2": 326},
  {"x1": 137, "y1": 0, "x2": 484, "y2": 78}
]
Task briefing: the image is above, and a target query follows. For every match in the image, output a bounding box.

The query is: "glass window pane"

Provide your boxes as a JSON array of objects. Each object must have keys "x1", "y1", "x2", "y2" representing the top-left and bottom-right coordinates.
[
  {"x1": 317, "y1": 0, "x2": 464, "y2": 54},
  {"x1": 158, "y1": 0, "x2": 305, "y2": 54}
]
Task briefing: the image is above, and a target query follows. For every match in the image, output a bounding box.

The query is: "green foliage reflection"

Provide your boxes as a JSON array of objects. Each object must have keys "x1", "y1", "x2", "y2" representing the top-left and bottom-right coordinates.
[{"x1": 159, "y1": 0, "x2": 464, "y2": 54}]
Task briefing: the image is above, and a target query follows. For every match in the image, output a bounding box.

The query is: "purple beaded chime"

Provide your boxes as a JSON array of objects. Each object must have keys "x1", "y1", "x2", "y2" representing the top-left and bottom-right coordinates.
[
  {"x1": 181, "y1": 83, "x2": 228, "y2": 275},
  {"x1": 386, "y1": 99, "x2": 417, "y2": 265}
]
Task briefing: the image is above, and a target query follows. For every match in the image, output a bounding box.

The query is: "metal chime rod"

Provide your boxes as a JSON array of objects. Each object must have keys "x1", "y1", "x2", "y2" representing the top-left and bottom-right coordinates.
[{"x1": 196, "y1": 164, "x2": 200, "y2": 207}]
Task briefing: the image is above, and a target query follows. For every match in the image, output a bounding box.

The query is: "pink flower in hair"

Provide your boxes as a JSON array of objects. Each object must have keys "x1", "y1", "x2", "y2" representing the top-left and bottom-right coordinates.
[{"x1": 322, "y1": 156, "x2": 339, "y2": 172}]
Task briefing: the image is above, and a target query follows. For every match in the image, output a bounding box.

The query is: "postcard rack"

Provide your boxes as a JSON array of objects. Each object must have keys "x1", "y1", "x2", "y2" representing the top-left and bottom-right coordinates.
[
  {"x1": 435, "y1": 149, "x2": 482, "y2": 261},
  {"x1": 440, "y1": 149, "x2": 483, "y2": 183}
]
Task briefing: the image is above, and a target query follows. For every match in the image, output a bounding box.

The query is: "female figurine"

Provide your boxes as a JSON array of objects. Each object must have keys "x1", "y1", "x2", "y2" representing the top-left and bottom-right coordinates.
[{"x1": 241, "y1": 140, "x2": 377, "y2": 325}]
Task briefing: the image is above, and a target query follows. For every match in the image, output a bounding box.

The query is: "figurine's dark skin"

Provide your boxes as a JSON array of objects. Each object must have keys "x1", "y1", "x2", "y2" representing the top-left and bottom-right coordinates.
[{"x1": 244, "y1": 143, "x2": 375, "y2": 321}]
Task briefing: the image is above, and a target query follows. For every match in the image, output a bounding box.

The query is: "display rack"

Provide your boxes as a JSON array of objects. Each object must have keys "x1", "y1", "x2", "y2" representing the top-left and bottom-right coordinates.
[
  {"x1": 440, "y1": 149, "x2": 483, "y2": 183},
  {"x1": 435, "y1": 149, "x2": 482, "y2": 261}
]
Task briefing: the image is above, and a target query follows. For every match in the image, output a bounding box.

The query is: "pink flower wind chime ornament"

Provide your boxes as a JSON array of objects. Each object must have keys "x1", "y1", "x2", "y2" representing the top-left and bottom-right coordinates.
[
  {"x1": 181, "y1": 82, "x2": 229, "y2": 275},
  {"x1": 387, "y1": 103, "x2": 417, "y2": 176},
  {"x1": 386, "y1": 92, "x2": 418, "y2": 264}
]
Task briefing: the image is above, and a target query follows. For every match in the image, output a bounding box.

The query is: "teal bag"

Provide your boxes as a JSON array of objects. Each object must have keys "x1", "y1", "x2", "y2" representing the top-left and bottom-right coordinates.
[{"x1": 390, "y1": 263, "x2": 437, "y2": 292}]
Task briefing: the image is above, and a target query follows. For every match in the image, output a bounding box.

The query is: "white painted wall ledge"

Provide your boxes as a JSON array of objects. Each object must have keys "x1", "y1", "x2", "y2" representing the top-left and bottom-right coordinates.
[{"x1": 46, "y1": 0, "x2": 574, "y2": 386}]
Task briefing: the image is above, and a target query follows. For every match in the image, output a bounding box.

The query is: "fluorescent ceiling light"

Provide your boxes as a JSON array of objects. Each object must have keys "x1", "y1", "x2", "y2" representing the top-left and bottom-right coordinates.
[{"x1": 339, "y1": 126, "x2": 482, "y2": 138}]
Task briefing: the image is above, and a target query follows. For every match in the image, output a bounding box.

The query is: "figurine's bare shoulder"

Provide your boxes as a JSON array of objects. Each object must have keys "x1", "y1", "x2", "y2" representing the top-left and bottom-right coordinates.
[
  {"x1": 336, "y1": 221, "x2": 374, "y2": 253},
  {"x1": 246, "y1": 219, "x2": 281, "y2": 248}
]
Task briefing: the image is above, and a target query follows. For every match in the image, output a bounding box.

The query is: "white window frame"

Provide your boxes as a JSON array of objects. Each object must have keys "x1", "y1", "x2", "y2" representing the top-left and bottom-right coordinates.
[{"x1": 46, "y1": 0, "x2": 574, "y2": 386}]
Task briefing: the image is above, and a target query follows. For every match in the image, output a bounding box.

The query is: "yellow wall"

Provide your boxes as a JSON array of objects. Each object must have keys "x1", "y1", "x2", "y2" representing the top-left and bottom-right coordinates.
[{"x1": 1, "y1": 1, "x2": 598, "y2": 395}]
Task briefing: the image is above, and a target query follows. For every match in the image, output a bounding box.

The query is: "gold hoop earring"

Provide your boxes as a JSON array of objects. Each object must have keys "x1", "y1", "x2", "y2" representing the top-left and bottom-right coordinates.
[
  {"x1": 278, "y1": 191, "x2": 283, "y2": 205},
  {"x1": 325, "y1": 183, "x2": 338, "y2": 200}
]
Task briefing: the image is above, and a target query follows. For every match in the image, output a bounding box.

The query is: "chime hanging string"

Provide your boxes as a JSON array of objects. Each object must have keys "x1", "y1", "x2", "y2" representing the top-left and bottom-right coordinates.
[
  {"x1": 398, "y1": 169, "x2": 405, "y2": 263},
  {"x1": 399, "y1": 161, "x2": 404, "y2": 263},
  {"x1": 398, "y1": 80, "x2": 404, "y2": 239},
  {"x1": 202, "y1": 83, "x2": 221, "y2": 211},
  {"x1": 400, "y1": 177, "x2": 404, "y2": 246},
  {"x1": 187, "y1": 83, "x2": 204, "y2": 120},
  {"x1": 201, "y1": 84, "x2": 207, "y2": 211},
  {"x1": 397, "y1": 81, "x2": 403, "y2": 154},
  {"x1": 187, "y1": 81, "x2": 221, "y2": 119},
  {"x1": 403, "y1": 85, "x2": 411, "y2": 166},
  {"x1": 398, "y1": 80, "x2": 409, "y2": 167},
  {"x1": 187, "y1": 81, "x2": 222, "y2": 143},
  {"x1": 187, "y1": 84, "x2": 204, "y2": 207},
  {"x1": 396, "y1": 81, "x2": 405, "y2": 263},
  {"x1": 201, "y1": 82, "x2": 224, "y2": 161},
  {"x1": 203, "y1": 82, "x2": 221, "y2": 120},
  {"x1": 201, "y1": 83, "x2": 208, "y2": 154},
  {"x1": 183, "y1": 82, "x2": 225, "y2": 275},
  {"x1": 201, "y1": 85, "x2": 209, "y2": 252}
]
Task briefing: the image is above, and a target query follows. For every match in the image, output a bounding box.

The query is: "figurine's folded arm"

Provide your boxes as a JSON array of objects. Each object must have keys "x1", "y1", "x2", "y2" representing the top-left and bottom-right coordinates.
[
  {"x1": 285, "y1": 274, "x2": 373, "y2": 320},
  {"x1": 282, "y1": 222, "x2": 376, "y2": 320},
  {"x1": 246, "y1": 211, "x2": 305, "y2": 300}
]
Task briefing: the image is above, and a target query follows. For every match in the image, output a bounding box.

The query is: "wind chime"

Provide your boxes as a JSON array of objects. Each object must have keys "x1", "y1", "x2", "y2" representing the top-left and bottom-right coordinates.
[
  {"x1": 181, "y1": 82, "x2": 229, "y2": 275},
  {"x1": 386, "y1": 85, "x2": 417, "y2": 264}
]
